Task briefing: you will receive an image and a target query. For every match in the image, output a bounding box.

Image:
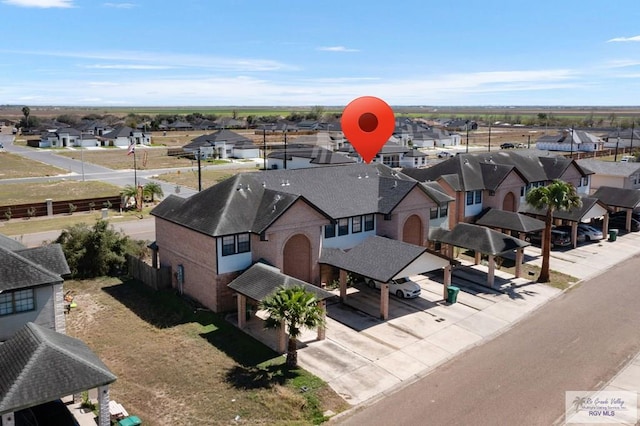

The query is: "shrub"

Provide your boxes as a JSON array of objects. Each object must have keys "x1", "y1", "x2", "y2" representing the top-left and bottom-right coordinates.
[
  {"x1": 4, "y1": 207, "x2": 12, "y2": 221},
  {"x1": 26, "y1": 206, "x2": 36, "y2": 219},
  {"x1": 68, "y1": 203, "x2": 77, "y2": 215}
]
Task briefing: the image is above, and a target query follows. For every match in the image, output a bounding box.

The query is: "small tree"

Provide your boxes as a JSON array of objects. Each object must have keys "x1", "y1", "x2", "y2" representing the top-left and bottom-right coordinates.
[
  {"x1": 526, "y1": 180, "x2": 582, "y2": 282},
  {"x1": 121, "y1": 185, "x2": 138, "y2": 209},
  {"x1": 22, "y1": 106, "x2": 30, "y2": 130},
  {"x1": 88, "y1": 201, "x2": 95, "y2": 212},
  {"x1": 4, "y1": 207, "x2": 12, "y2": 221},
  {"x1": 68, "y1": 203, "x2": 77, "y2": 215},
  {"x1": 260, "y1": 285, "x2": 325, "y2": 368},
  {"x1": 143, "y1": 182, "x2": 164, "y2": 203},
  {"x1": 26, "y1": 206, "x2": 36, "y2": 219},
  {"x1": 103, "y1": 200, "x2": 112, "y2": 210}
]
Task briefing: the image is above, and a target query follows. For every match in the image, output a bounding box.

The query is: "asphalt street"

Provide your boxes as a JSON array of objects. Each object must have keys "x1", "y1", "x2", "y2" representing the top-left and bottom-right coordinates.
[{"x1": 337, "y1": 254, "x2": 640, "y2": 425}]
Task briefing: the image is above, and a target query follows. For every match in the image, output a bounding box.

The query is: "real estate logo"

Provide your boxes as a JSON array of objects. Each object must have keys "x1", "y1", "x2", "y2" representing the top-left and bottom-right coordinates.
[{"x1": 565, "y1": 390, "x2": 637, "y2": 424}]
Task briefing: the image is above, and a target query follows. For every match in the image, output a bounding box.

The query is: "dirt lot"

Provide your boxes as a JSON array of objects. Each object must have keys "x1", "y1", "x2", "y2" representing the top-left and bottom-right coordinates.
[
  {"x1": 0, "y1": 151, "x2": 67, "y2": 179},
  {"x1": 64, "y1": 277, "x2": 347, "y2": 426},
  {"x1": 0, "y1": 180, "x2": 121, "y2": 206}
]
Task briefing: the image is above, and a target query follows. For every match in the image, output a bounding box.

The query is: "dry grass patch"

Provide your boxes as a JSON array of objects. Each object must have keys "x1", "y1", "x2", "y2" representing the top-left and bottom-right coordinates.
[
  {"x1": 155, "y1": 168, "x2": 258, "y2": 190},
  {"x1": 57, "y1": 147, "x2": 196, "y2": 170},
  {"x1": 0, "y1": 152, "x2": 67, "y2": 179},
  {"x1": 0, "y1": 180, "x2": 121, "y2": 206},
  {"x1": 65, "y1": 278, "x2": 347, "y2": 425}
]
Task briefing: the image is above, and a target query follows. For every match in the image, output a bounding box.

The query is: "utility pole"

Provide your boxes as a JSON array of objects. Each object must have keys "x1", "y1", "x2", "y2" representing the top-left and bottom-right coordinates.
[
  {"x1": 197, "y1": 147, "x2": 202, "y2": 192},
  {"x1": 570, "y1": 127, "x2": 574, "y2": 158},
  {"x1": 631, "y1": 121, "x2": 635, "y2": 153},
  {"x1": 284, "y1": 126, "x2": 288, "y2": 169},
  {"x1": 488, "y1": 123, "x2": 491, "y2": 152},
  {"x1": 465, "y1": 124, "x2": 469, "y2": 153},
  {"x1": 527, "y1": 134, "x2": 531, "y2": 149},
  {"x1": 262, "y1": 128, "x2": 267, "y2": 170},
  {"x1": 615, "y1": 127, "x2": 620, "y2": 162},
  {"x1": 80, "y1": 132, "x2": 85, "y2": 182}
]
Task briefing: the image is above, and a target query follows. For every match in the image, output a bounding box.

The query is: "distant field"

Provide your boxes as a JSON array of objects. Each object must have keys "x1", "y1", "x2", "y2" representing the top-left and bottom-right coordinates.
[{"x1": 0, "y1": 152, "x2": 67, "y2": 179}]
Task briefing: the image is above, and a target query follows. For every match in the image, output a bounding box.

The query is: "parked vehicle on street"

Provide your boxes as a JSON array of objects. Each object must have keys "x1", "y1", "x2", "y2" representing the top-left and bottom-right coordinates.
[
  {"x1": 500, "y1": 142, "x2": 515, "y2": 149},
  {"x1": 367, "y1": 277, "x2": 422, "y2": 298},
  {"x1": 436, "y1": 151, "x2": 452, "y2": 158},
  {"x1": 525, "y1": 228, "x2": 572, "y2": 248}
]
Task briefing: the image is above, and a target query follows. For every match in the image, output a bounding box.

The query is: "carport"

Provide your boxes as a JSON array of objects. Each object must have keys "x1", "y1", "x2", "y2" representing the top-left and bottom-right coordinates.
[
  {"x1": 319, "y1": 235, "x2": 452, "y2": 320},
  {"x1": 520, "y1": 195, "x2": 609, "y2": 248},
  {"x1": 0, "y1": 322, "x2": 117, "y2": 426},
  {"x1": 430, "y1": 223, "x2": 530, "y2": 288},
  {"x1": 592, "y1": 186, "x2": 640, "y2": 233},
  {"x1": 475, "y1": 208, "x2": 545, "y2": 240},
  {"x1": 227, "y1": 262, "x2": 335, "y2": 352}
]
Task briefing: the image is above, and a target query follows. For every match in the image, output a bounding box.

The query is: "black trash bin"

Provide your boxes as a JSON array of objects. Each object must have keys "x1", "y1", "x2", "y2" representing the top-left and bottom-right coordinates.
[{"x1": 447, "y1": 286, "x2": 460, "y2": 304}]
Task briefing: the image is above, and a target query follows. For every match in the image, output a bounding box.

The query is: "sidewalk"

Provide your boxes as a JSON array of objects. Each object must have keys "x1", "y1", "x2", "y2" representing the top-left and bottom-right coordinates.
[{"x1": 294, "y1": 232, "x2": 640, "y2": 408}]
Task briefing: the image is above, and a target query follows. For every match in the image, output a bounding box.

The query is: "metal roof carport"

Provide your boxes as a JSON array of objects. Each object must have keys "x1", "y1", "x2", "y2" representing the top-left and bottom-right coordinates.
[{"x1": 319, "y1": 236, "x2": 452, "y2": 320}]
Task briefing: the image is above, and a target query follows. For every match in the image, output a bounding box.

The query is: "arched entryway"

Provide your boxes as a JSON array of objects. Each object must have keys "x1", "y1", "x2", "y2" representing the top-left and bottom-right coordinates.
[
  {"x1": 283, "y1": 234, "x2": 311, "y2": 282},
  {"x1": 502, "y1": 192, "x2": 516, "y2": 212},
  {"x1": 402, "y1": 215, "x2": 423, "y2": 246}
]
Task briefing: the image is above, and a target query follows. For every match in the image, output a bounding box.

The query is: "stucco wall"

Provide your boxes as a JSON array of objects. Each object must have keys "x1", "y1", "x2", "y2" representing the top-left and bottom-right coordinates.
[
  {"x1": 484, "y1": 171, "x2": 525, "y2": 211},
  {"x1": 0, "y1": 285, "x2": 57, "y2": 341},
  {"x1": 375, "y1": 186, "x2": 435, "y2": 245},
  {"x1": 252, "y1": 200, "x2": 328, "y2": 285}
]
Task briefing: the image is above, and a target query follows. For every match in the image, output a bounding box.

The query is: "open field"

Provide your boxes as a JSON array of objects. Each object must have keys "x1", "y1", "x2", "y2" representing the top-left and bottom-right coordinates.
[
  {"x1": 58, "y1": 147, "x2": 200, "y2": 170},
  {"x1": 0, "y1": 151, "x2": 68, "y2": 179},
  {"x1": 155, "y1": 168, "x2": 258, "y2": 191},
  {"x1": 65, "y1": 277, "x2": 348, "y2": 425},
  {"x1": 0, "y1": 180, "x2": 121, "y2": 206}
]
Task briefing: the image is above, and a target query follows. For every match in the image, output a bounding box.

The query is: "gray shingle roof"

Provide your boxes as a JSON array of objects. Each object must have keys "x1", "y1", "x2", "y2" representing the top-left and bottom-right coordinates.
[
  {"x1": 592, "y1": 186, "x2": 640, "y2": 209},
  {"x1": 432, "y1": 223, "x2": 529, "y2": 255},
  {"x1": 227, "y1": 263, "x2": 334, "y2": 301},
  {"x1": 0, "y1": 322, "x2": 116, "y2": 414},
  {"x1": 0, "y1": 234, "x2": 26, "y2": 251},
  {"x1": 518, "y1": 195, "x2": 603, "y2": 222},
  {"x1": 402, "y1": 151, "x2": 582, "y2": 191},
  {"x1": 14, "y1": 244, "x2": 71, "y2": 277},
  {"x1": 102, "y1": 125, "x2": 135, "y2": 139},
  {"x1": 319, "y1": 235, "x2": 427, "y2": 283},
  {"x1": 576, "y1": 158, "x2": 640, "y2": 177},
  {"x1": 475, "y1": 209, "x2": 545, "y2": 233},
  {"x1": 184, "y1": 129, "x2": 255, "y2": 150},
  {"x1": 152, "y1": 164, "x2": 443, "y2": 237},
  {"x1": 268, "y1": 145, "x2": 355, "y2": 165},
  {"x1": 0, "y1": 246, "x2": 64, "y2": 292}
]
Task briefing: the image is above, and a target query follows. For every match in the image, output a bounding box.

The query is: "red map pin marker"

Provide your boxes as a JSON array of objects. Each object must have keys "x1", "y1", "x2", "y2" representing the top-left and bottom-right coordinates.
[{"x1": 341, "y1": 96, "x2": 395, "y2": 164}]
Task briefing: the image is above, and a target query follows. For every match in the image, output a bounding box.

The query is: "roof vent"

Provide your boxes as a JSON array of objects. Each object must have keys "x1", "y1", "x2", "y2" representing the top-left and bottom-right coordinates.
[
  {"x1": 365, "y1": 173, "x2": 369, "y2": 178},
  {"x1": 281, "y1": 180, "x2": 286, "y2": 186},
  {"x1": 275, "y1": 194, "x2": 281, "y2": 201},
  {"x1": 393, "y1": 180, "x2": 398, "y2": 188},
  {"x1": 237, "y1": 184, "x2": 243, "y2": 191},
  {"x1": 262, "y1": 181, "x2": 266, "y2": 187},
  {"x1": 464, "y1": 159, "x2": 469, "y2": 164},
  {"x1": 357, "y1": 174, "x2": 362, "y2": 179}
]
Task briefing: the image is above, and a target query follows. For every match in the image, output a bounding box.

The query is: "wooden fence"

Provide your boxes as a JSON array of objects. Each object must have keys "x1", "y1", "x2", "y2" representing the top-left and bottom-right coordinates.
[
  {"x1": 0, "y1": 195, "x2": 122, "y2": 220},
  {"x1": 127, "y1": 255, "x2": 172, "y2": 291}
]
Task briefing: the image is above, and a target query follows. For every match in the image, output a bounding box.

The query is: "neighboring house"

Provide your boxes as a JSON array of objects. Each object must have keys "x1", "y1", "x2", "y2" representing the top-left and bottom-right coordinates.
[
  {"x1": 33, "y1": 128, "x2": 100, "y2": 148},
  {"x1": 101, "y1": 126, "x2": 151, "y2": 147},
  {"x1": 77, "y1": 120, "x2": 115, "y2": 136},
  {"x1": 402, "y1": 150, "x2": 592, "y2": 227},
  {"x1": 443, "y1": 119, "x2": 478, "y2": 131},
  {"x1": 576, "y1": 158, "x2": 640, "y2": 192},
  {"x1": 0, "y1": 235, "x2": 70, "y2": 342},
  {"x1": 393, "y1": 118, "x2": 461, "y2": 148},
  {"x1": 0, "y1": 322, "x2": 116, "y2": 426},
  {"x1": 183, "y1": 129, "x2": 260, "y2": 159},
  {"x1": 604, "y1": 128, "x2": 640, "y2": 148},
  {"x1": 535, "y1": 129, "x2": 604, "y2": 152},
  {"x1": 267, "y1": 145, "x2": 355, "y2": 170},
  {"x1": 289, "y1": 132, "x2": 344, "y2": 151},
  {"x1": 402, "y1": 148, "x2": 428, "y2": 168},
  {"x1": 150, "y1": 163, "x2": 453, "y2": 313}
]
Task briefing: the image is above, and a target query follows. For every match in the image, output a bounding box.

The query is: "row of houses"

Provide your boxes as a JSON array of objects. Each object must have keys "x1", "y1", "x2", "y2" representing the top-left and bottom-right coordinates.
[
  {"x1": 149, "y1": 148, "x2": 640, "y2": 325},
  {"x1": 32, "y1": 125, "x2": 151, "y2": 148}
]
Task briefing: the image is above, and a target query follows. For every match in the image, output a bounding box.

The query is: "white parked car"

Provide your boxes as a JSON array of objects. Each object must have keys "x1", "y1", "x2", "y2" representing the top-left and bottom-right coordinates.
[
  {"x1": 577, "y1": 224, "x2": 603, "y2": 241},
  {"x1": 367, "y1": 277, "x2": 421, "y2": 298}
]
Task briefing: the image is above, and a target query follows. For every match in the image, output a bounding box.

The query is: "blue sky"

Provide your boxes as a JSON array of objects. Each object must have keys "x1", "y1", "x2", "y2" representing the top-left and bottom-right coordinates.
[{"x1": 1, "y1": 0, "x2": 639, "y2": 106}]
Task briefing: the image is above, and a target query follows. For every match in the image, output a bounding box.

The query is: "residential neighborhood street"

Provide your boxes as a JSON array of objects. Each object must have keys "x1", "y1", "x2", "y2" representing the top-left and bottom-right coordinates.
[{"x1": 336, "y1": 244, "x2": 640, "y2": 425}]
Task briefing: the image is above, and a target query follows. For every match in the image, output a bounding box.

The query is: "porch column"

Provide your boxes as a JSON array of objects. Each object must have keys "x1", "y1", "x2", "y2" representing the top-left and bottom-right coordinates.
[
  {"x1": 571, "y1": 223, "x2": 578, "y2": 249},
  {"x1": 443, "y1": 265, "x2": 452, "y2": 300},
  {"x1": 602, "y1": 213, "x2": 609, "y2": 237},
  {"x1": 2, "y1": 413, "x2": 15, "y2": 426},
  {"x1": 518, "y1": 232, "x2": 525, "y2": 241},
  {"x1": 278, "y1": 320, "x2": 287, "y2": 353},
  {"x1": 317, "y1": 300, "x2": 326, "y2": 341},
  {"x1": 339, "y1": 269, "x2": 347, "y2": 302},
  {"x1": 474, "y1": 251, "x2": 481, "y2": 265},
  {"x1": 515, "y1": 248, "x2": 524, "y2": 278},
  {"x1": 98, "y1": 385, "x2": 110, "y2": 426},
  {"x1": 380, "y1": 283, "x2": 389, "y2": 320},
  {"x1": 487, "y1": 254, "x2": 496, "y2": 288},
  {"x1": 237, "y1": 293, "x2": 247, "y2": 329}
]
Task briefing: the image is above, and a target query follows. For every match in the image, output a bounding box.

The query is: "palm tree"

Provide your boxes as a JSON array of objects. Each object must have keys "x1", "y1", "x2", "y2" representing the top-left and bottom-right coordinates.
[
  {"x1": 260, "y1": 285, "x2": 325, "y2": 368},
  {"x1": 526, "y1": 179, "x2": 582, "y2": 282},
  {"x1": 143, "y1": 182, "x2": 164, "y2": 203},
  {"x1": 21, "y1": 106, "x2": 30, "y2": 130},
  {"x1": 121, "y1": 184, "x2": 138, "y2": 209}
]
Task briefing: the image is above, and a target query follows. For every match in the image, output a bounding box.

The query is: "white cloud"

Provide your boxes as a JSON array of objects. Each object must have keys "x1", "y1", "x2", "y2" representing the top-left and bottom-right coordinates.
[
  {"x1": 607, "y1": 35, "x2": 640, "y2": 42},
  {"x1": 602, "y1": 59, "x2": 640, "y2": 69},
  {"x1": 103, "y1": 2, "x2": 136, "y2": 8},
  {"x1": 83, "y1": 64, "x2": 175, "y2": 70},
  {"x1": 1, "y1": 0, "x2": 73, "y2": 7},
  {"x1": 317, "y1": 46, "x2": 360, "y2": 52}
]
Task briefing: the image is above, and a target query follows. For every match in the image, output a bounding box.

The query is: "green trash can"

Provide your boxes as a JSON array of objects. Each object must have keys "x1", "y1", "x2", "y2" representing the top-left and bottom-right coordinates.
[
  {"x1": 118, "y1": 416, "x2": 142, "y2": 426},
  {"x1": 447, "y1": 286, "x2": 460, "y2": 304},
  {"x1": 608, "y1": 229, "x2": 618, "y2": 242}
]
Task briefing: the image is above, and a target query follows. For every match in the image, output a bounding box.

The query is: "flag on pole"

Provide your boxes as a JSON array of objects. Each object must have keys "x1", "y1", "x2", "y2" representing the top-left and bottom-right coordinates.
[{"x1": 128, "y1": 143, "x2": 135, "y2": 155}]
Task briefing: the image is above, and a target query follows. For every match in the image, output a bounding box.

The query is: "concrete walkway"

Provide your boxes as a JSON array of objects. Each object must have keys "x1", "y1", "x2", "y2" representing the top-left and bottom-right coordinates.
[{"x1": 295, "y1": 231, "x2": 640, "y2": 407}]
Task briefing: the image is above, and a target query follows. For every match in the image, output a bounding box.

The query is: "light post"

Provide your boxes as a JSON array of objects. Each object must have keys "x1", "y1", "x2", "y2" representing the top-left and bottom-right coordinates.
[
  {"x1": 527, "y1": 134, "x2": 531, "y2": 149},
  {"x1": 262, "y1": 128, "x2": 267, "y2": 170},
  {"x1": 615, "y1": 128, "x2": 620, "y2": 162},
  {"x1": 465, "y1": 122, "x2": 469, "y2": 153},
  {"x1": 570, "y1": 127, "x2": 574, "y2": 158}
]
